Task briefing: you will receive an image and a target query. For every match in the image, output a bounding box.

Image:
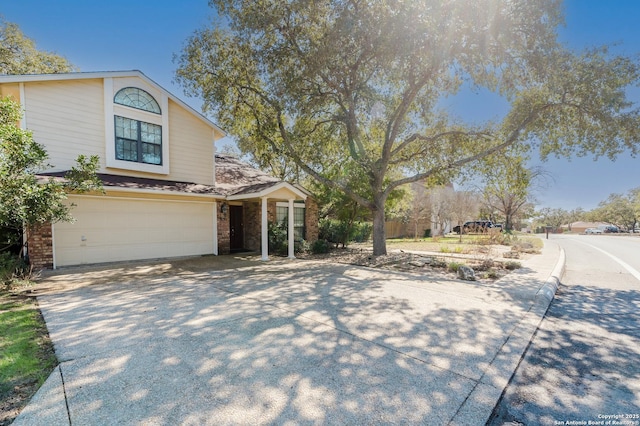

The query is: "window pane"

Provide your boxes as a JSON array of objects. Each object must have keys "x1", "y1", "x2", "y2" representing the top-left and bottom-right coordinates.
[
  {"x1": 141, "y1": 122, "x2": 162, "y2": 144},
  {"x1": 116, "y1": 138, "x2": 138, "y2": 161},
  {"x1": 115, "y1": 116, "x2": 137, "y2": 139},
  {"x1": 142, "y1": 142, "x2": 162, "y2": 165},
  {"x1": 294, "y1": 207, "x2": 305, "y2": 227},
  {"x1": 114, "y1": 87, "x2": 161, "y2": 114},
  {"x1": 276, "y1": 207, "x2": 287, "y2": 225}
]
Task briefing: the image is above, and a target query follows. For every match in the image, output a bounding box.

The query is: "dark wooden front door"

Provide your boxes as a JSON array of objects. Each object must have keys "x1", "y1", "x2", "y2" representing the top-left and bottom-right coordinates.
[{"x1": 229, "y1": 205, "x2": 244, "y2": 252}]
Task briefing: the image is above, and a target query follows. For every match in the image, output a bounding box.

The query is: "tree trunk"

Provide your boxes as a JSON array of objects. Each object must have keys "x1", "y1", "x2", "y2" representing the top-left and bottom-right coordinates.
[
  {"x1": 505, "y1": 214, "x2": 512, "y2": 232},
  {"x1": 371, "y1": 204, "x2": 387, "y2": 256}
]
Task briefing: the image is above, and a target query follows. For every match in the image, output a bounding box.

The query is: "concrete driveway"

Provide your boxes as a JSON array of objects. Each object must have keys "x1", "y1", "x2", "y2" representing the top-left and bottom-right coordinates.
[{"x1": 15, "y1": 243, "x2": 563, "y2": 425}]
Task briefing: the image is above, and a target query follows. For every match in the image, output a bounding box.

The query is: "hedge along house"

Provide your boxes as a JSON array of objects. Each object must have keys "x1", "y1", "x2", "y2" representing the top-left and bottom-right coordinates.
[{"x1": 0, "y1": 71, "x2": 318, "y2": 269}]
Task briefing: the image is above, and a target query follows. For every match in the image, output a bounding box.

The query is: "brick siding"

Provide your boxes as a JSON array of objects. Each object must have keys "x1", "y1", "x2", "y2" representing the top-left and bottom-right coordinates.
[{"x1": 26, "y1": 223, "x2": 53, "y2": 269}]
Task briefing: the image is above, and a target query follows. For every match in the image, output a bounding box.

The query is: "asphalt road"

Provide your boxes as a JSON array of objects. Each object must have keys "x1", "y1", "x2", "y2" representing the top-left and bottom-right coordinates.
[{"x1": 489, "y1": 234, "x2": 640, "y2": 425}]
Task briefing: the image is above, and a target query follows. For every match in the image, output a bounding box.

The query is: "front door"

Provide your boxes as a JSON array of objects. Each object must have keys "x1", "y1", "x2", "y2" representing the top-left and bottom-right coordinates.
[{"x1": 229, "y1": 205, "x2": 244, "y2": 252}]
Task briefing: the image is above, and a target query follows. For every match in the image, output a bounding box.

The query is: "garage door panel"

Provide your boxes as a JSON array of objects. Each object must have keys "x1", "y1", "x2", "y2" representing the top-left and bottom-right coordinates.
[{"x1": 54, "y1": 196, "x2": 215, "y2": 267}]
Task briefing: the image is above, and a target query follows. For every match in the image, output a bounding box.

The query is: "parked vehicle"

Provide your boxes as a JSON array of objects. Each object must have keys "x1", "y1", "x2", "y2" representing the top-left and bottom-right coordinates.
[
  {"x1": 454, "y1": 220, "x2": 494, "y2": 234},
  {"x1": 585, "y1": 228, "x2": 603, "y2": 234},
  {"x1": 602, "y1": 225, "x2": 620, "y2": 233}
]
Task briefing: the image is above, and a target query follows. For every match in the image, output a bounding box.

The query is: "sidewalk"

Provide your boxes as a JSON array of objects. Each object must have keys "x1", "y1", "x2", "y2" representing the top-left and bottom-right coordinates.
[{"x1": 14, "y1": 240, "x2": 564, "y2": 425}]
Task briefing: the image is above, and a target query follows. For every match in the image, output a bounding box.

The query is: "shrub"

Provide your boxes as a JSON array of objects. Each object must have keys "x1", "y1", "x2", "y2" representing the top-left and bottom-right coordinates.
[
  {"x1": 423, "y1": 228, "x2": 431, "y2": 238},
  {"x1": 352, "y1": 222, "x2": 373, "y2": 243},
  {"x1": 504, "y1": 261, "x2": 521, "y2": 270},
  {"x1": 429, "y1": 258, "x2": 447, "y2": 268},
  {"x1": 319, "y1": 219, "x2": 372, "y2": 247},
  {"x1": 268, "y1": 221, "x2": 288, "y2": 256},
  {"x1": 447, "y1": 261, "x2": 463, "y2": 273},
  {"x1": 483, "y1": 269, "x2": 501, "y2": 279},
  {"x1": 295, "y1": 239, "x2": 310, "y2": 254},
  {"x1": 475, "y1": 259, "x2": 495, "y2": 271},
  {"x1": 311, "y1": 239, "x2": 330, "y2": 254},
  {"x1": 269, "y1": 222, "x2": 311, "y2": 255},
  {"x1": 0, "y1": 251, "x2": 31, "y2": 288}
]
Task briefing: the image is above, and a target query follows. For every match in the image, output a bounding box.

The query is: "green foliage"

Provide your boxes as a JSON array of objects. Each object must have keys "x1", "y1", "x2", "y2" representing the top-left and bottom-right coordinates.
[
  {"x1": 352, "y1": 222, "x2": 373, "y2": 243},
  {"x1": 311, "y1": 239, "x2": 330, "y2": 254},
  {"x1": 0, "y1": 97, "x2": 102, "y2": 279},
  {"x1": 268, "y1": 221, "x2": 288, "y2": 256},
  {"x1": 589, "y1": 189, "x2": 639, "y2": 231},
  {"x1": 482, "y1": 269, "x2": 501, "y2": 280},
  {"x1": 0, "y1": 18, "x2": 76, "y2": 75},
  {"x1": 447, "y1": 262, "x2": 464, "y2": 273},
  {"x1": 423, "y1": 229, "x2": 431, "y2": 238},
  {"x1": 268, "y1": 221, "x2": 309, "y2": 255},
  {"x1": 536, "y1": 207, "x2": 569, "y2": 229},
  {"x1": 176, "y1": 0, "x2": 640, "y2": 256},
  {"x1": 0, "y1": 252, "x2": 30, "y2": 288},
  {"x1": 319, "y1": 219, "x2": 372, "y2": 248},
  {"x1": 476, "y1": 151, "x2": 544, "y2": 231},
  {"x1": 0, "y1": 97, "x2": 102, "y2": 229}
]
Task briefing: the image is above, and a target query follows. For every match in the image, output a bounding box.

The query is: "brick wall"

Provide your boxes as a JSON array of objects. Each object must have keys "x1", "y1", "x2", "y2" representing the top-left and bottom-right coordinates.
[
  {"x1": 222, "y1": 197, "x2": 319, "y2": 254},
  {"x1": 26, "y1": 223, "x2": 53, "y2": 269},
  {"x1": 243, "y1": 201, "x2": 261, "y2": 251},
  {"x1": 217, "y1": 202, "x2": 230, "y2": 255}
]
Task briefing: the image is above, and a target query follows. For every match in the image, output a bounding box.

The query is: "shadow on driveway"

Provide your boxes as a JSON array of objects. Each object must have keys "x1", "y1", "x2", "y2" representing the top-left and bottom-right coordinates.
[{"x1": 18, "y1": 254, "x2": 554, "y2": 425}]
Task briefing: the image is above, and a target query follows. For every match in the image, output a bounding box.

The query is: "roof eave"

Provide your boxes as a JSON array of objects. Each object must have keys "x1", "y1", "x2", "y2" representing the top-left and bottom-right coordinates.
[{"x1": 226, "y1": 182, "x2": 308, "y2": 201}]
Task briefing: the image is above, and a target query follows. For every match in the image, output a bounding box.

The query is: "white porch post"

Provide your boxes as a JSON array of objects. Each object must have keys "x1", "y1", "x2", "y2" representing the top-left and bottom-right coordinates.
[
  {"x1": 287, "y1": 199, "x2": 295, "y2": 259},
  {"x1": 212, "y1": 201, "x2": 218, "y2": 255},
  {"x1": 261, "y1": 196, "x2": 269, "y2": 261}
]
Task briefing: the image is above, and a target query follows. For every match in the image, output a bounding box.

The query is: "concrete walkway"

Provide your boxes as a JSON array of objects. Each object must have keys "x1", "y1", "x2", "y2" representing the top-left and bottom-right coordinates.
[{"x1": 14, "y1": 240, "x2": 564, "y2": 425}]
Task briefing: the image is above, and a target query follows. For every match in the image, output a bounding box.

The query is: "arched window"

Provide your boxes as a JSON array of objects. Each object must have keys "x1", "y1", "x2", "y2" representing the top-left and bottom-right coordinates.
[{"x1": 114, "y1": 87, "x2": 161, "y2": 114}]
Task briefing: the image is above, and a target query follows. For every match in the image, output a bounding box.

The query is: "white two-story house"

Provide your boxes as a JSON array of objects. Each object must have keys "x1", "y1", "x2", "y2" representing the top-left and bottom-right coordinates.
[{"x1": 0, "y1": 71, "x2": 318, "y2": 269}]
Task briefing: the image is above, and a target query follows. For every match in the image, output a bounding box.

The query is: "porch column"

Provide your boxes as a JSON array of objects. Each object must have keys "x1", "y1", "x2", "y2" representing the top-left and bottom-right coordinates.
[
  {"x1": 288, "y1": 198, "x2": 295, "y2": 259},
  {"x1": 261, "y1": 196, "x2": 269, "y2": 261},
  {"x1": 212, "y1": 201, "x2": 218, "y2": 255}
]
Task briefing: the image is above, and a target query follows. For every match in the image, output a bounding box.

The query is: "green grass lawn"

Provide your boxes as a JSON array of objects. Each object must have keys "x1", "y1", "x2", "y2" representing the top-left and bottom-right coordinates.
[{"x1": 0, "y1": 292, "x2": 57, "y2": 423}]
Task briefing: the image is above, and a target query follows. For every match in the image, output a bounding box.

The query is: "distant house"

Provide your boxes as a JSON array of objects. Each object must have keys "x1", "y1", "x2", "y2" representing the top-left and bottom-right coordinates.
[
  {"x1": 562, "y1": 221, "x2": 610, "y2": 234},
  {"x1": 0, "y1": 71, "x2": 318, "y2": 269}
]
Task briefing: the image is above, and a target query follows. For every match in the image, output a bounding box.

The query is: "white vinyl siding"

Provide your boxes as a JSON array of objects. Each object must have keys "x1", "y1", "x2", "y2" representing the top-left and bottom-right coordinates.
[
  {"x1": 167, "y1": 100, "x2": 215, "y2": 185},
  {"x1": 53, "y1": 196, "x2": 215, "y2": 267},
  {"x1": 24, "y1": 79, "x2": 105, "y2": 172}
]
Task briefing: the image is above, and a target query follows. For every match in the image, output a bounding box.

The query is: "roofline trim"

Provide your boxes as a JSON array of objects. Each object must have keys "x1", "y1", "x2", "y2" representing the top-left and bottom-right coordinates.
[
  {"x1": 104, "y1": 185, "x2": 224, "y2": 199},
  {"x1": 226, "y1": 181, "x2": 308, "y2": 201}
]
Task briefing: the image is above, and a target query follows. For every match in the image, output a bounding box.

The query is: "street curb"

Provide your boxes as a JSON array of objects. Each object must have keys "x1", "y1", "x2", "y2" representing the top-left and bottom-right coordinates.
[
  {"x1": 534, "y1": 246, "x2": 566, "y2": 308},
  {"x1": 478, "y1": 242, "x2": 567, "y2": 425}
]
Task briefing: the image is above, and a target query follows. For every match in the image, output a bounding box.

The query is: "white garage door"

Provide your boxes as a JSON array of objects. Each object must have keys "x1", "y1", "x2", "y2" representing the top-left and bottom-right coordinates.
[{"x1": 54, "y1": 196, "x2": 215, "y2": 267}]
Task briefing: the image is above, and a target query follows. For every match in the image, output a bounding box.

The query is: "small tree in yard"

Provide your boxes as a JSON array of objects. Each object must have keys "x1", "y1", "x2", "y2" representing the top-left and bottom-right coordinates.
[
  {"x1": 428, "y1": 186, "x2": 455, "y2": 237},
  {"x1": 0, "y1": 97, "x2": 101, "y2": 277},
  {"x1": 451, "y1": 190, "x2": 480, "y2": 242},
  {"x1": 407, "y1": 181, "x2": 432, "y2": 239},
  {"x1": 478, "y1": 153, "x2": 548, "y2": 232}
]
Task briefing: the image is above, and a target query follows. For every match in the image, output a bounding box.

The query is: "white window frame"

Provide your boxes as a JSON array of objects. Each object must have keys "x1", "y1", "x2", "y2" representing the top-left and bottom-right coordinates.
[
  {"x1": 276, "y1": 202, "x2": 306, "y2": 240},
  {"x1": 104, "y1": 77, "x2": 170, "y2": 174}
]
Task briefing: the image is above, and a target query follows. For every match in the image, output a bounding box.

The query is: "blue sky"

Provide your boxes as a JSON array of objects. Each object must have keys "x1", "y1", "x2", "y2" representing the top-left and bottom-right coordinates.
[{"x1": 3, "y1": 0, "x2": 639, "y2": 211}]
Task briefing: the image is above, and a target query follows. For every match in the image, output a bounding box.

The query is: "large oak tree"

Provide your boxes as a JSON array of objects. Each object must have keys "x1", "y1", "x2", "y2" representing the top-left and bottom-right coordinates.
[{"x1": 176, "y1": 0, "x2": 640, "y2": 255}]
